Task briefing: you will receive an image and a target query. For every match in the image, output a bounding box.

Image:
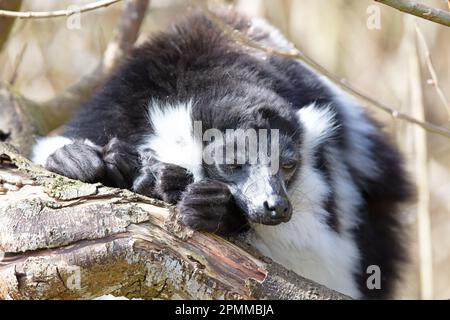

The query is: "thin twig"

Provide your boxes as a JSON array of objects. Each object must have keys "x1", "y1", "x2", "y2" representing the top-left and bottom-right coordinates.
[
  {"x1": 407, "y1": 17, "x2": 433, "y2": 300},
  {"x1": 414, "y1": 22, "x2": 450, "y2": 120},
  {"x1": 198, "y1": 2, "x2": 450, "y2": 139},
  {"x1": 0, "y1": 0, "x2": 121, "y2": 19},
  {"x1": 8, "y1": 43, "x2": 27, "y2": 85},
  {"x1": 375, "y1": 0, "x2": 450, "y2": 28},
  {"x1": 37, "y1": 0, "x2": 150, "y2": 133}
]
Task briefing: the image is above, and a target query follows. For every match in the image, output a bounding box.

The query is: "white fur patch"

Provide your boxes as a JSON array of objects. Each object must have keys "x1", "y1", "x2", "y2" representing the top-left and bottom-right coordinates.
[
  {"x1": 249, "y1": 18, "x2": 294, "y2": 52},
  {"x1": 141, "y1": 100, "x2": 203, "y2": 180},
  {"x1": 297, "y1": 103, "x2": 340, "y2": 152},
  {"x1": 249, "y1": 161, "x2": 362, "y2": 298},
  {"x1": 247, "y1": 103, "x2": 362, "y2": 299},
  {"x1": 321, "y1": 76, "x2": 380, "y2": 180},
  {"x1": 31, "y1": 136, "x2": 73, "y2": 166},
  {"x1": 297, "y1": 104, "x2": 362, "y2": 235}
]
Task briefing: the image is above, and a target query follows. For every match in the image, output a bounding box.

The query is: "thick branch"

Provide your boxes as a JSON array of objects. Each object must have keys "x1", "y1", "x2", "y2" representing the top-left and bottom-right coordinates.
[
  {"x1": 0, "y1": 143, "x2": 348, "y2": 300},
  {"x1": 0, "y1": 0, "x2": 121, "y2": 19},
  {"x1": 375, "y1": 0, "x2": 450, "y2": 27}
]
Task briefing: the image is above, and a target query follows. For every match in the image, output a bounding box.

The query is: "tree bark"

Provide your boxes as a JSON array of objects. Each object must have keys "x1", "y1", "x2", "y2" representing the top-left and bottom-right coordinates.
[{"x1": 0, "y1": 142, "x2": 349, "y2": 300}]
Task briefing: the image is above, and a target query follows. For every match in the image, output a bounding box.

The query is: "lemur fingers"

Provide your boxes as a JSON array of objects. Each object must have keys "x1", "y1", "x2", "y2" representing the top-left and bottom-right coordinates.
[
  {"x1": 45, "y1": 141, "x2": 105, "y2": 183},
  {"x1": 178, "y1": 180, "x2": 249, "y2": 236},
  {"x1": 133, "y1": 160, "x2": 194, "y2": 204},
  {"x1": 43, "y1": 137, "x2": 140, "y2": 189},
  {"x1": 153, "y1": 163, "x2": 194, "y2": 203},
  {"x1": 102, "y1": 137, "x2": 140, "y2": 189}
]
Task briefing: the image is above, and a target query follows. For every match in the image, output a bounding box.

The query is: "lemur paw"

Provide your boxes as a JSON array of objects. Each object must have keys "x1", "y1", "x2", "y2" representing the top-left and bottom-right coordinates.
[
  {"x1": 45, "y1": 141, "x2": 105, "y2": 183},
  {"x1": 133, "y1": 162, "x2": 193, "y2": 204},
  {"x1": 102, "y1": 138, "x2": 139, "y2": 188},
  {"x1": 154, "y1": 163, "x2": 194, "y2": 203},
  {"x1": 178, "y1": 180, "x2": 248, "y2": 236}
]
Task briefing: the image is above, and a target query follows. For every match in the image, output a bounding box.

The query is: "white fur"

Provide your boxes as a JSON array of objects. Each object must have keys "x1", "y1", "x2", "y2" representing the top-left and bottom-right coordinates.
[
  {"x1": 31, "y1": 136, "x2": 73, "y2": 166},
  {"x1": 248, "y1": 18, "x2": 294, "y2": 52},
  {"x1": 298, "y1": 104, "x2": 362, "y2": 234},
  {"x1": 247, "y1": 105, "x2": 362, "y2": 298},
  {"x1": 321, "y1": 76, "x2": 380, "y2": 181},
  {"x1": 140, "y1": 100, "x2": 203, "y2": 181},
  {"x1": 297, "y1": 103, "x2": 340, "y2": 151}
]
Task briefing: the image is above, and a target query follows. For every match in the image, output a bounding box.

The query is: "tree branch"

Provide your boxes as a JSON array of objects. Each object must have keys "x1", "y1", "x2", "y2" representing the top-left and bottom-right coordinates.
[
  {"x1": 198, "y1": 2, "x2": 450, "y2": 140},
  {"x1": 38, "y1": 0, "x2": 150, "y2": 133},
  {"x1": 375, "y1": 0, "x2": 450, "y2": 27},
  {"x1": 0, "y1": 142, "x2": 349, "y2": 300},
  {"x1": 0, "y1": 0, "x2": 121, "y2": 19},
  {"x1": 0, "y1": 0, "x2": 149, "y2": 156}
]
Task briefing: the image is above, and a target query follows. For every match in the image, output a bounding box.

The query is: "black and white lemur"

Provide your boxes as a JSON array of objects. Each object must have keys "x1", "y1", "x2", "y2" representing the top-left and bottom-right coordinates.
[{"x1": 31, "y1": 9, "x2": 412, "y2": 299}]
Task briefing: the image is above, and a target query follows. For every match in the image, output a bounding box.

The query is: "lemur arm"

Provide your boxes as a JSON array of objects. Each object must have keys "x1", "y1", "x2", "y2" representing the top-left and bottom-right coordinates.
[
  {"x1": 130, "y1": 150, "x2": 247, "y2": 235},
  {"x1": 133, "y1": 152, "x2": 248, "y2": 235},
  {"x1": 178, "y1": 180, "x2": 249, "y2": 236},
  {"x1": 132, "y1": 153, "x2": 194, "y2": 203},
  {"x1": 43, "y1": 137, "x2": 140, "y2": 189}
]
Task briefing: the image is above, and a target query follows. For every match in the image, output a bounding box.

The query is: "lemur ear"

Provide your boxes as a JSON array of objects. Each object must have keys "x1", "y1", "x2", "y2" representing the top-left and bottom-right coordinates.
[
  {"x1": 253, "y1": 106, "x2": 298, "y2": 133},
  {"x1": 257, "y1": 107, "x2": 279, "y2": 120}
]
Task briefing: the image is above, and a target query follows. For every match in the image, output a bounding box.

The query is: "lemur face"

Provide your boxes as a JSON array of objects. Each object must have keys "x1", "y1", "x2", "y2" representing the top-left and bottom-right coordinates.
[{"x1": 203, "y1": 125, "x2": 301, "y2": 226}]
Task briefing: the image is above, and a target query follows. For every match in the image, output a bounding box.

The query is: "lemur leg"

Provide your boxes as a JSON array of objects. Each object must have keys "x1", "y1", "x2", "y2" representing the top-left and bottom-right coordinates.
[
  {"x1": 132, "y1": 155, "x2": 194, "y2": 204},
  {"x1": 178, "y1": 180, "x2": 248, "y2": 236},
  {"x1": 43, "y1": 137, "x2": 139, "y2": 188}
]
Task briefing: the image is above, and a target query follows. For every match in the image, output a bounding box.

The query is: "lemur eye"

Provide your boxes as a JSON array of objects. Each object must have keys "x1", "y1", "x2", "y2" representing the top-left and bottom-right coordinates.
[
  {"x1": 282, "y1": 162, "x2": 297, "y2": 170},
  {"x1": 228, "y1": 164, "x2": 243, "y2": 171}
]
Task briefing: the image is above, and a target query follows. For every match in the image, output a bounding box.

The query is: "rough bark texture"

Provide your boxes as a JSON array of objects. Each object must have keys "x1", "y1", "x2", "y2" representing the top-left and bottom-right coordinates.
[{"x1": 0, "y1": 142, "x2": 349, "y2": 300}]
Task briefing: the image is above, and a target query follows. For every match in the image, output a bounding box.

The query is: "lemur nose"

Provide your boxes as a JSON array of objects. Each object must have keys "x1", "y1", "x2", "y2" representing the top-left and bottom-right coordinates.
[{"x1": 263, "y1": 197, "x2": 292, "y2": 222}]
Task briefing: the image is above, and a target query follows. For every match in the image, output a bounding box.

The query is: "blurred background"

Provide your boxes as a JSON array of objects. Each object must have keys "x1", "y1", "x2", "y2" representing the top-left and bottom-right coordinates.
[{"x1": 0, "y1": 0, "x2": 448, "y2": 299}]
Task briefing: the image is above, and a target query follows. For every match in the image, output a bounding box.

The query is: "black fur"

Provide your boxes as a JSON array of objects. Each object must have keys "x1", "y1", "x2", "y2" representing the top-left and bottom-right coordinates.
[
  {"x1": 102, "y1": 137, "x2": 140, "y2": 188},
  {"x1": 179, "y1": 180, "x2": 249, "y2": 236},
  {"x1": 0, "y1": 130, "x2": 11, "y2": 142},
  {"x1": 45, "y1": 137, "x2": 140, "y2": 187},
  {"x1": 133, "y1": 157, "x2": 194, "y2": 204},
  {"x1": 38, "y1": 9, "x2": 412, "y2": 299},
  {"x1": 314, "y1": 145, "x2": 340, "y2": 233},
  {"x1": 46, "y1": 141, "x2": 105, "y2": 183},
  {"x1": 351, "y1": 125, "x2": 413, "y2": 299}
]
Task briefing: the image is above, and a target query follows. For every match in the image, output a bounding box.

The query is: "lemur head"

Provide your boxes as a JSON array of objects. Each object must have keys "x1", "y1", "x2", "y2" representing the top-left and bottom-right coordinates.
[{"x1": 199, "y1": 93, "x2": 302, "y2": 226}]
